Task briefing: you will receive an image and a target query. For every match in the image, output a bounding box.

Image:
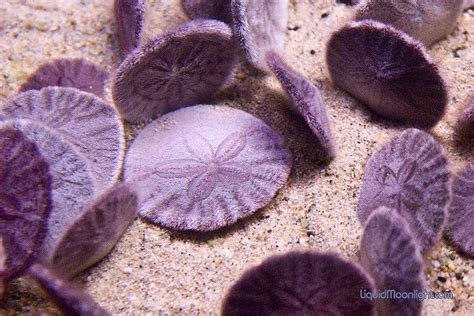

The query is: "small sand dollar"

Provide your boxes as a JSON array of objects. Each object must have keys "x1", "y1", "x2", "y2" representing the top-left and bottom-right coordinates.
[
  {"x1": 355, "y1": 0, "x2": 463, "y2": 46},
  {"x1": 326, "y1": 20, "x2": 447, "y2": 128},
  {"x1": 182, "y1": 0, "x2": 232, "y2": 24},
  {"x1": 360, "y1": 207, "x2": 424, "y2": 316},
  {"x1": 114, "y1": 0, "x2": 145, "y2": 58},
  {"x1": 49, "y1": 184, "x2": 138, "y2": 278},
  {"x1": 454, "y1": 94, "x2": 474, "y2": 139},
  {"x1": 112, "y1": 19, "x2": 237, "y2": 124},
  {"x1": 266, "y1": 51, "x2": 336, "y2": 159},
  {"x1": 357, "y1": 128, "x2": 450, "y2": 253},
  {"x1": 231, "y1": 0, "x2": 288, "y2": 71},
  {"x1": 0, "y1": 87, "x2": 125, "y2": 190},
  {"x1": 125, "y1": 105, "x2": 292, "y2": 231},
  {"x1": 445, "y1": 163, "x2": 474, "y2": 257},
  {"x1": 19, "y1": 58, "x2": 109, "y2": 97},
  {"x1": 222, "y1": 251, "x2": 375, "y2": 315},
  {"x1": 0, "y1": 128, "x2": 52, "y2": 284}
]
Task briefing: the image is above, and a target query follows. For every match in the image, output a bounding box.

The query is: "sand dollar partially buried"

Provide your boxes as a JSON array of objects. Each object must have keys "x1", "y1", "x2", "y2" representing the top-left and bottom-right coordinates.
[
  {"x1": 357, "y1": 128, "x2": 450, "y2": 253},
  {"x1": 181, "y1": 0, "x2": 233, "y2": 25},
  {"x1": 124, "y1": 105, "x2": 292, "y2": 231}
]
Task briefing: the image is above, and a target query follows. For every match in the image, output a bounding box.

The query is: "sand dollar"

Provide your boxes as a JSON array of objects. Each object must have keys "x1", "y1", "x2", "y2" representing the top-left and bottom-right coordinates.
[
  {"x1": 114, "y1": 0, "x2": 145, "y2": 58},
  {"x1": 181, "y1": 0, "x2": 232, "y2": 24}
]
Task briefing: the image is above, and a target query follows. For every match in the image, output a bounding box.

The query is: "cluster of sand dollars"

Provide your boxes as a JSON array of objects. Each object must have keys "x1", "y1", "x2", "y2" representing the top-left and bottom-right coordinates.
[{"x1": 0, "y1": 0, "x2": 473, "y2": 315}]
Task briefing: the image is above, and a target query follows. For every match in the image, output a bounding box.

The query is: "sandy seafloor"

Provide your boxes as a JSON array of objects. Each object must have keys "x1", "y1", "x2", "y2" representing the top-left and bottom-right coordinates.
[{"x1": 0, "y1": 0, "x2": 473, "y2": 315}]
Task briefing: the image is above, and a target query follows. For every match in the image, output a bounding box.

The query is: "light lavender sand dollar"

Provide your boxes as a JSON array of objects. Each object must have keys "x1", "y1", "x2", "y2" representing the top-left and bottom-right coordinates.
[
  {"x1": 113, "y1": 19, "x2": 237, "y2": 124},
  {"x1": 125, "y1": 105, "x2": 292, "y2": 231},
  {"x1": 357, "y1": 128, "x2": 450, "y2": 253},
  {"x1": 181, "y1": 0, "x2": 232, "y2": 24},
  {"x1": 326, "y1": 20, "x2": 447, "y2": 128},
  {"x1": 266, "y1": 51, "x2": 336, "y2": 159},
  {"x1": 355, "y1": 0, "x2": 463, "y2": 46},
  {"x1": 114, "y1": 0, "x2": 145, "y2": 58},
  {"x1": 445, "y1": 163, "x2": 474, "y2": 257},
  {"x1": 0, "y1": 87, "x2": 125, "y2": 190},
  {"x1": 49, "y1": 184, "x2": 138, "y2": 278},
  {"x1": 231, "y1": 0, "x2": 288, "y2": 72},
  {"x1": 222, "y1": 251, "x2": 375, "y2": 315},
  {"x1": 360, "y1": 207, "x2": 424, "y2": 316},
  {"x1": 19, "y1": 58, "x2": 109, "y2": 97}
]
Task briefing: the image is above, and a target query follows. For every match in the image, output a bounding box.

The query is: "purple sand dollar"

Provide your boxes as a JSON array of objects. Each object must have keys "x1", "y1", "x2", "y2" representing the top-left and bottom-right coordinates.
[
  {"x1": 360, "y1": 207, "x2": 425, "y2": 316},
  {"x1": 445, "y1": 163, "x2": 474, "y2": 257},
  {"x1": 231, "y1": 0, "x2": 288, "y2": 72},
  {"x1": 112, "y1": 19, "x2": 237, "y2": 124},
  {"x1": 124, "y1": 105, "x2": 292, "y2": 231},
  {"x1": 0, "y1": 128, "x2": 52, "y2": 286},
  {"x1": 357, "y1": 128, "x2": 450, "y2": 253},
  {"x1": 0, "y1": 87, "x2": 125, "y2": 190},
  {"x1": 326, "y1": 20, "x2": 447, "y2": 128},
  {"x1": 181, "y1": 0, "x2": 232, "y2": 24},
  {"x1": 49, "y1": 183, "x2": 138, "y2": 278},
  {"x1": 114, "y1": 0, "x2": 145, "y2": 58},
  {"x1": 19, "y1": 58, "x2": 109, "y2": 97},
  {"x1": 355, "y1": 0, "x2": 463, "y2": 46},
  {"x1": 222, "y1": 251, "x2": 375, "y2": 315},
  {"x1": 454, "y1": 94, "x2": 474, "y2": 139},
  {"x1": 266, "y1": 51, "x2": 336, "y2": 159}
]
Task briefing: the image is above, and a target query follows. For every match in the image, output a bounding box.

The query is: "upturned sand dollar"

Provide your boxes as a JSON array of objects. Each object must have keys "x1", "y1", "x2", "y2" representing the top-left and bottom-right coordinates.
[
  {"x1": 124, "y1": 105, "x2": 292, "y2": 231},
  {"x1": 114, "y1": 0, "x2": 145, "y2": 58},
  {"x1": 357, "y1": 128, "x2": 450, "y2": 253},
  {"x1": 0, "y1": 87, "x2": 125, "y2": 190}
]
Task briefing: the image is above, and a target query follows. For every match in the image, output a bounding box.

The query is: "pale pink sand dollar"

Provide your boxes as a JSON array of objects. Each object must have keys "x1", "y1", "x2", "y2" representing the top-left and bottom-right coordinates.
[
  {"x1": 28, "y1": 263, "x2": 110, "y2": 316},
  {"x1": 266, "y1": 51, "x2": 336, "y2": 159},
  {"x1": 181, "y1": 0, "x2": 233, "y2": 24},
  {"x1": 357, "y1": 128, "x2": 450, "y2": 253},
  {"x1": 454, "y1": 94, "x2": 474, "y2": 139},
  {"x1": 19, "y1": 58, "x2": 109, "y2": 98},
  {"x1": 355, "y1": 0, "x2": 463, "y2": 46},
  {"x1": 231, "y1": 0, "x2": 288, "y2": 72},
  {"x1": 114, "y1": 0, "x2": 145, "y2": 58},
  {"x1": 360, "y1": 207, "x2": 425, "y2": 316},
  {"x1": 124, "y1": 105, "x2": 292, "y2": 231},
  {"x1": 445, "y1": 163, "x2": 474, "y2": 257},
  {"x1": 326, "y1": 20, "x2": 447, "y2": 129},
  {"x1": 0, "y1": 128, "x2": 52, "y2": 286},
  {"x1": 0, "y1": 87, "x2": 125, "y2": 190},
  {"x1": 112, "y1": 19, "x2": 237, "y2": 124},
  {"x1": 49, "y1": 184, "x2": 138, "y2": 278},
  {"x1": 222, "y1": 251, "x2": 375, "y2": 315}
]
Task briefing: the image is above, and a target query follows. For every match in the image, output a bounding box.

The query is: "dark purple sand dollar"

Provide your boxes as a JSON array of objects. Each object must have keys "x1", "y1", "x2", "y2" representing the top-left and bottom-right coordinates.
[
  {"x1": 445, "y1": 163, "x2": 474, "y2": 257},
  {"x1": 222, "y1": 251, "x2": 375, "y2": 315},
  {"x1": 0, "y1": 87, "x2": 125, "y2": 189},
  {"x1": 28, "y1": 263, "x2": 110, "y2": 316},
  {"x1": 114, "y1": 0, "x2": 145, "y2": 58},
  {"x1": 455, "y1": 94, "x2": 474, "y2": 139},
  {"x1": 266, "y1": 51, "x2": 336, "y2": 159},
  {"x1": 125, "y1": 105, "x2": 292, "y2": 231},
  {"x1": 355, "y1": 0, "x2": 463, "y2": 46},
  {"x1": 360, "y1": 207, "x2": 424, "y2": 316},
  {"x1": 19, "y1": 58, "x2": 109, "y2": 97},
  {"x1": 326, "y1": 20, "x2": 447, "y2": 128},
  {"x1": 49, "y1": 184, "x2": 138, "y2": 278},
  {"x1": 231, "y1": 0, "x2": 288, "y2": 72},
  {"x1": 113, "y1": 19, "x2": 237, "y2": 124},
  {"x1": 182, "y1": 0, "x2": 232, "y2": 24},
  {"x1": 0, "y1": 120, "x2": 96, "y2": 264},
  {"x1": 357, "y1": 128, "x2": 450, "y2": 253},
  {"x1": 0, "y1": 128, "x2": 52, "y2": 284}
]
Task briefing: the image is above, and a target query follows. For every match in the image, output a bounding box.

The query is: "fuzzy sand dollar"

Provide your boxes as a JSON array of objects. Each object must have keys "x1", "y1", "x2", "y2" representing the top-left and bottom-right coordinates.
[
  {"x1": 48, "y1": 183, "x2": 138, "y2": 278},
  {"x1": 0, "y1": 87, "x2": 125, "y2": 190},
  {"x1": 326, "y1": 20, "x2": 447, "y2": 128},
  {"x1": 181, "y1": 0, "x2": 232, "y2": 24},
  {"x1": 445, "y1": 163, "x2": 474, "y2": 257},
  {"x1": 222, "y1": 251, "x2": 375, "y2": 315},
  {"x1": 112, "y1": 19, "x2": 237, "y2": 124},
  {"x1": 19, "y1": 58, "x2": 109, "y2": 97},
  {"x1": 0, "y1": 128, "x2": 52, "y2": 286},
  {"x1": 357, "y1": 128, "x2": 450, "y2": 253},
  {"x1": 454, "y1": 94, "x2": 474, "y2": 139},
  {"x1": 360, "y1": 207, "x2": 424, "y2": 316},
  {"x1": 266, "y1": 51, "x2": 336, "y2": 159},
  {"x1": 231, "y1": 0, "x2": 288, "y2": 72},
  {"x1": 355, "y1": 0, "x2": 464, "y2": 46},
  {"x1": 124, "y1": 105, "x2": 292, "y2": 231},
  {"x1": 114, "y1": 0, "x2": 145, "y2": 58}
]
